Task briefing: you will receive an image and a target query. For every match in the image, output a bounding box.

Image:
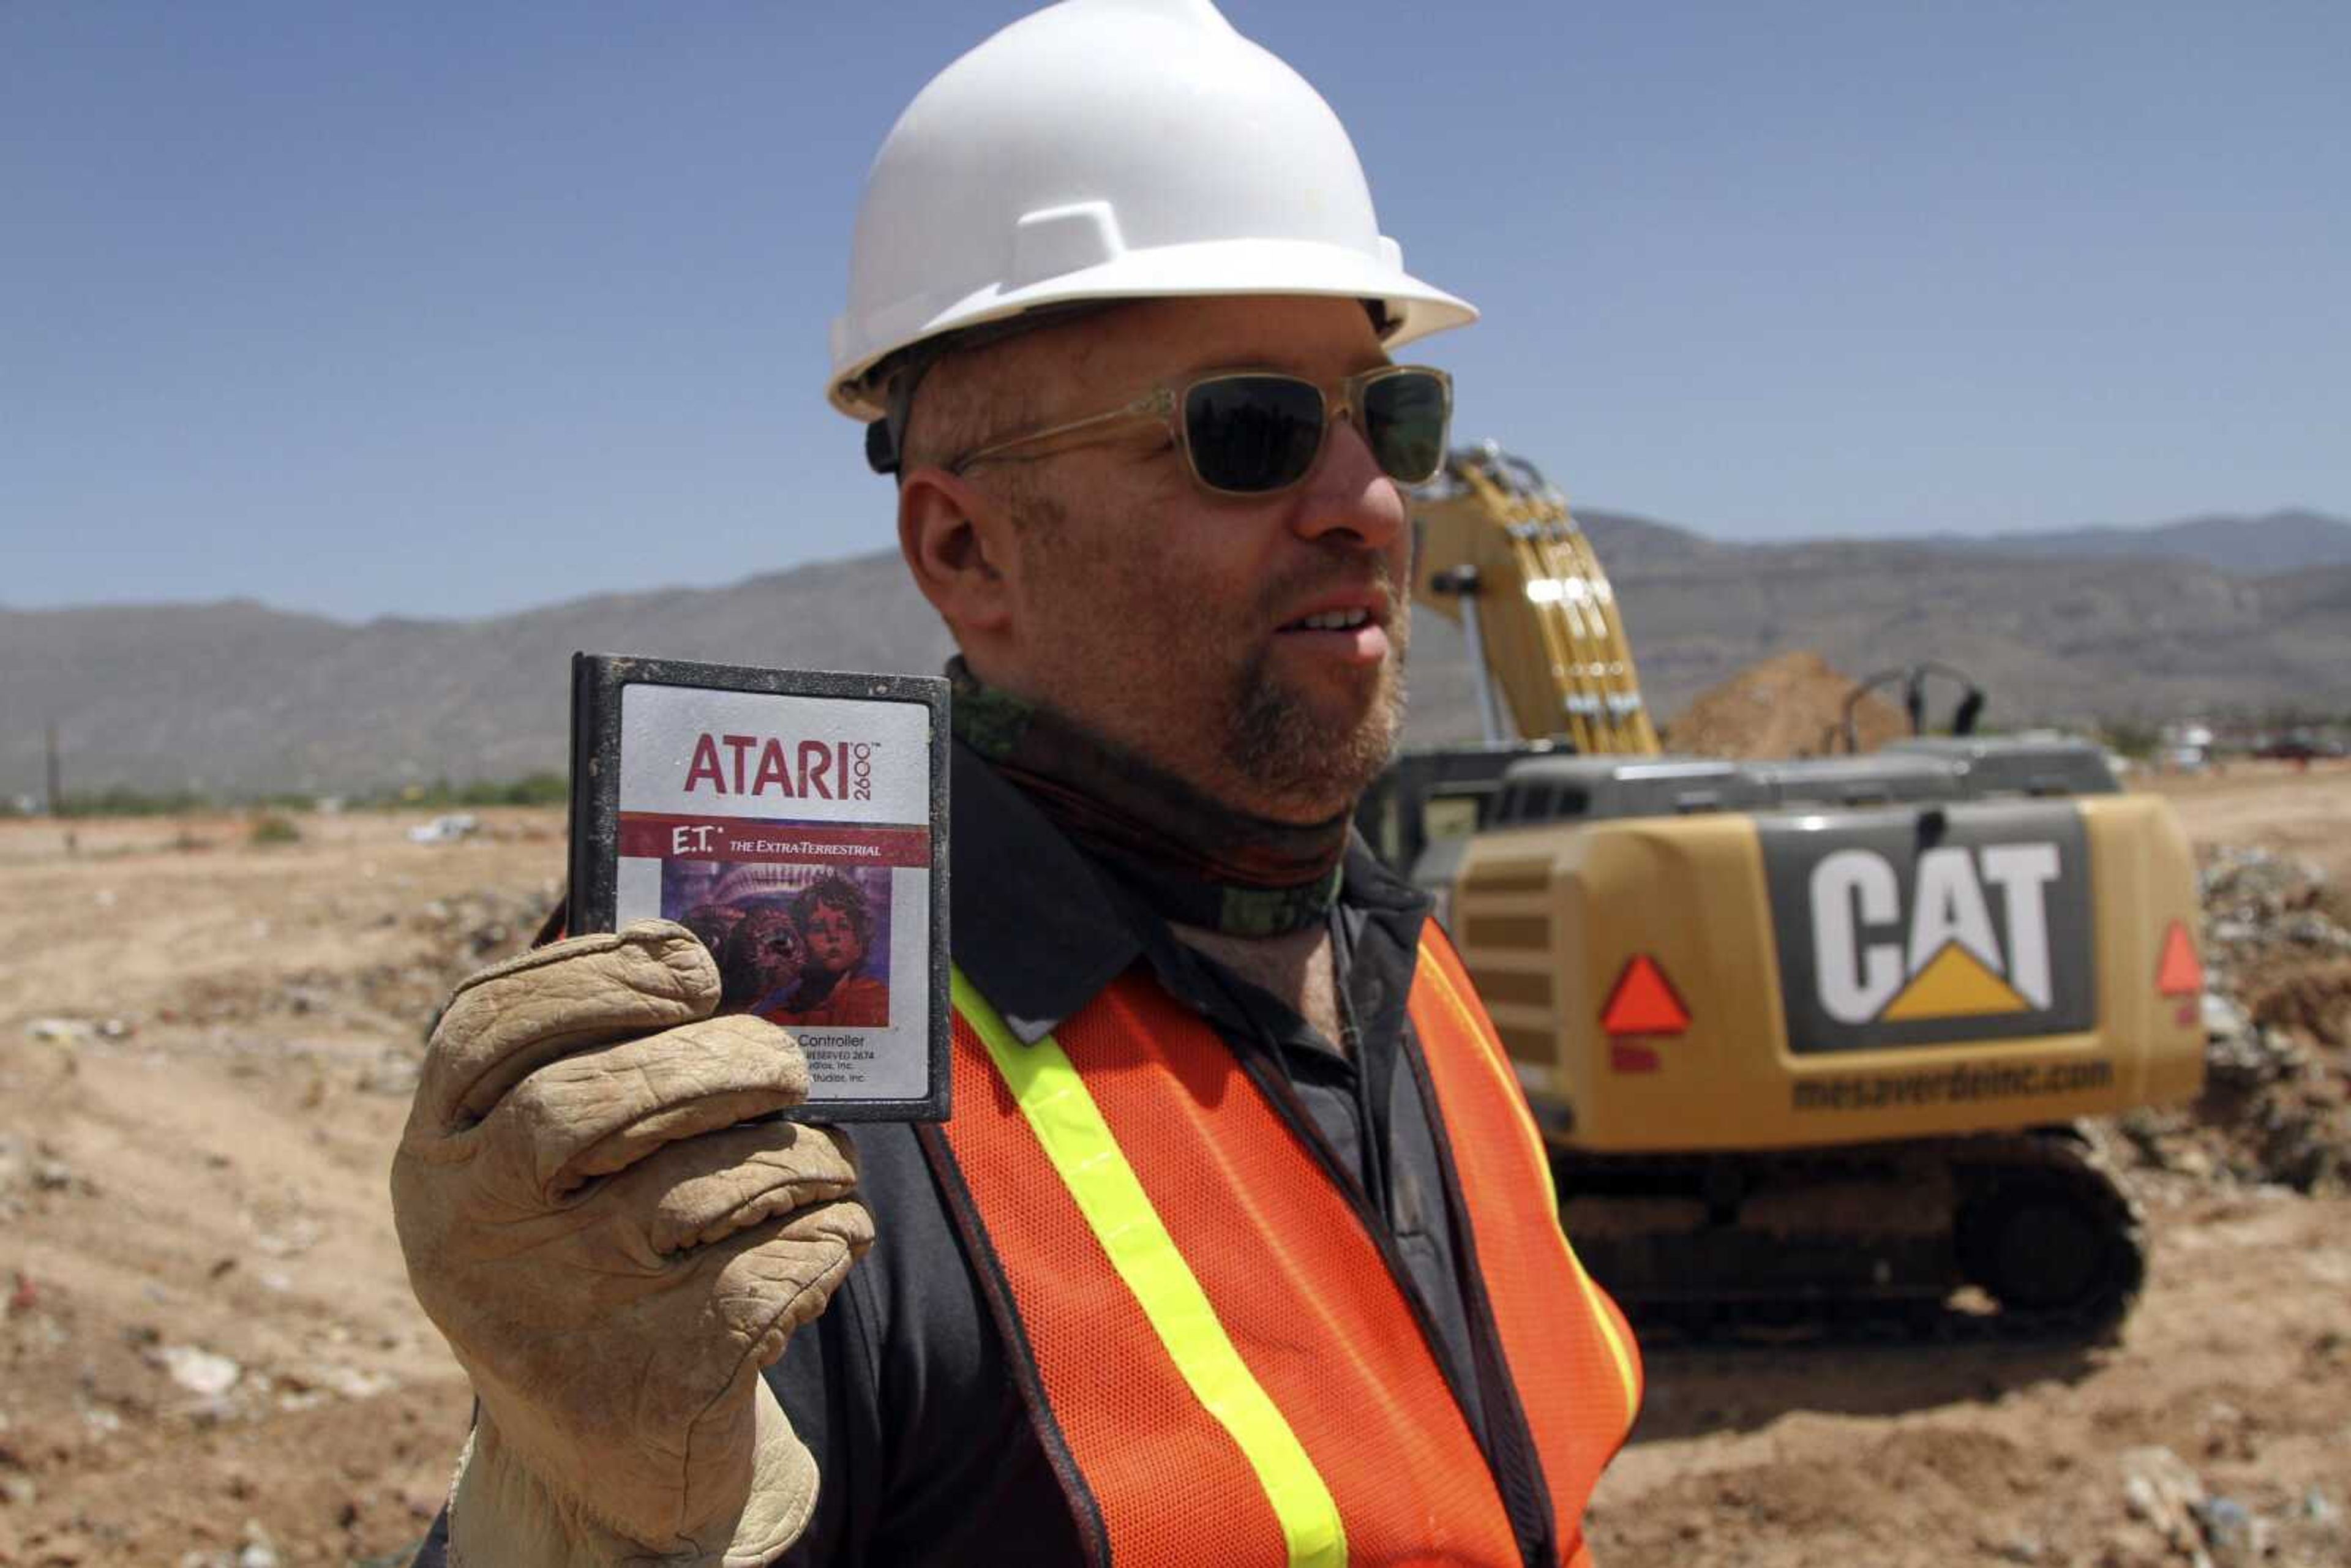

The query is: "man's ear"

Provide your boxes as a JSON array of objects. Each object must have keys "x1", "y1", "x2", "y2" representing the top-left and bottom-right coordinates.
[{"x1": 898, "y1": 467, "x2": 1019, "y2": 645}]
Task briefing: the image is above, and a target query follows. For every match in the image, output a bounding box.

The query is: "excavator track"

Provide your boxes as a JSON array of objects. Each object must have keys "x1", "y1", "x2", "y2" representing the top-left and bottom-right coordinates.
[{"x1": 1556, "y1": 1125, "x2": 2147, "y2": 1347}]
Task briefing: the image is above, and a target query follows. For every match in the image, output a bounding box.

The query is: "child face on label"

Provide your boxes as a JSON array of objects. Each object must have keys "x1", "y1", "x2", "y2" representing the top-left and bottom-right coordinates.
[{"x1": 804, "y1": 899, "x2": 864, "y2": 975}]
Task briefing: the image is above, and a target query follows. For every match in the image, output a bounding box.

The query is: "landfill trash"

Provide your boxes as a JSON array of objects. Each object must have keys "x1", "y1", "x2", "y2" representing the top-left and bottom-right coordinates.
[
  {"x1": 156, "y1": 1345, "x2": 243, "y2": 1398},
  {"x1": 2112, "y1": 844, "x2": 2351, "y2": 1195},
  {"x1": 2200, "y1": 846, "x2": 2331, "y2": 923},
  {"x1": 407, "y1": 813, "x2": 480, "y2": 846},
  {"x1": 2120, "y1": 1446, "x2": 2207, "y2": 1558},
  {"x1": 238, "y1": 1519, "x2": 282, "y2": 1568},
  {"x1": 2191, "y1": 1495, "x2": 2270, "y2": 1566},
  {"x1": 2201, "y1": 992, "x2": 2251, "y2": 1041}
]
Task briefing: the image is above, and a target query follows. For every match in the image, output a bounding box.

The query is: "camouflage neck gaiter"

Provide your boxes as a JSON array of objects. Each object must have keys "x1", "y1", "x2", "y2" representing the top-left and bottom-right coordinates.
[{"x1": 948, "y1": 658, "x2": 1347, "y2": 938}]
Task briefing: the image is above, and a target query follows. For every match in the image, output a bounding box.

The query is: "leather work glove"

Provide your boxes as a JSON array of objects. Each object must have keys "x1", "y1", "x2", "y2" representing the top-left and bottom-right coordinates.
[{"x1": 392, "y1": 920, "x2": 873, "y2": 1566}]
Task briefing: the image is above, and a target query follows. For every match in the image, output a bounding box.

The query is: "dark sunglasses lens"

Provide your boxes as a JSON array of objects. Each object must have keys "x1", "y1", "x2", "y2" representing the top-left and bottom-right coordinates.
[
  {"x1": 1361, "y1": 372, "x2": 1449, "y2": 484},
  {"x1": 1183, "y1": 377, "x2": 1327, "y2": 493}
]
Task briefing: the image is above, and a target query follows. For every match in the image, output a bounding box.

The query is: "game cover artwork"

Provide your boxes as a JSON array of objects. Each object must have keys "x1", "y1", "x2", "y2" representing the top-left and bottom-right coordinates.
[{"x1": 663, "y1": 858, "x2": 893, "y2": 1030}]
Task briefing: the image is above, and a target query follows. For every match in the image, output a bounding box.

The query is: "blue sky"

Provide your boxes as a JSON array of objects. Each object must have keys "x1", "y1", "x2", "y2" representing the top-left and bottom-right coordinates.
[{"x1": 5, "y1": 1, "x2": 2344, "y2": 621}]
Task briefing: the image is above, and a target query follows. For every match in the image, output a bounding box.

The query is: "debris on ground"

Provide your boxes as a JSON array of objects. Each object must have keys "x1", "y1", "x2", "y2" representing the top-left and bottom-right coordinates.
[
  {"x1": 2118, "y1": 1445, "x2": 2208, "y2": 1559},
  {"x1": 2112, "y1": 845, "x2": 2351, "y2": 1196},
  {"x1": 6, "y1": 778, "x2": 2348, "y2": 1567},
  {"x1": 19, "y1": 1016, "x2": 131, "y2": 1045},
  {"x1": 156, "y1": 1345, "x2": 244, "y2": 1398},
  {"x1": 405, "y1": 813, "x2": 480, "y2": 846}
]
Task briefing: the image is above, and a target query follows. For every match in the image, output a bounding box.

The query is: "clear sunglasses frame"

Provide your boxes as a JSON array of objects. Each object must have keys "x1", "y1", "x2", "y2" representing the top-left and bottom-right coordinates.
[{"x1": 944, "y1": 364, "x2": 1453, "y2": 498}]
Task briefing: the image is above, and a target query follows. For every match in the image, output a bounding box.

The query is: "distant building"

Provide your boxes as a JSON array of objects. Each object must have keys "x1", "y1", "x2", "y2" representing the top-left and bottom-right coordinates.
[{"x1": 2158, "y1": 721, "x2": 2214, "y2": 772}]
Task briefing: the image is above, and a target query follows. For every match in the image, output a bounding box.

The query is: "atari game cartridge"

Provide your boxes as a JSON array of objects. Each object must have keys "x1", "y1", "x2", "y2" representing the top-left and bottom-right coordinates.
[{"x1": 568, "y1": 653, "x2": 948, "y2": 1122}]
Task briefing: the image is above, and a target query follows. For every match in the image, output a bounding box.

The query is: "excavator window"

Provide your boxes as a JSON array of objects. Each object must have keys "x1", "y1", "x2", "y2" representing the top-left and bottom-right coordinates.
[{"x1": 1488, "y1": 781, "x2": 1592, "y2": 826}]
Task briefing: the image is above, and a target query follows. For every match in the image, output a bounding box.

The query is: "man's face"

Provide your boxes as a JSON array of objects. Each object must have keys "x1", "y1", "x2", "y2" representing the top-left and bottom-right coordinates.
[
  {"x1": 803, "y1": 899, "x2": 864, "y2": 976},
  {"x1": 963, "y1": 295, "x2": 1415, "y2": 824}
]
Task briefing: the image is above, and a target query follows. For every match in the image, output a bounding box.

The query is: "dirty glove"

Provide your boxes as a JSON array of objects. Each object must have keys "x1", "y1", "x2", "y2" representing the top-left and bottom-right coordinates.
[{"x1": 391, "y1": 920, "x2": 873, "y2": 1566}]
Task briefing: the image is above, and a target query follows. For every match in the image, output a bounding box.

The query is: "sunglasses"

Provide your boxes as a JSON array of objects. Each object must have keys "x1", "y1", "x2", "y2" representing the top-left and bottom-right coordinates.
[{"x1": 947, "y1": 364, "x2": 1453, "y2": 497}]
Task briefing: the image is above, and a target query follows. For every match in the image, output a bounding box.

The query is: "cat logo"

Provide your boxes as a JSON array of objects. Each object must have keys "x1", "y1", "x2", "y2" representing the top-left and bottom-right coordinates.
[
  {"x1": 1760, "y1": 804, "x2": 2096, "y2": 1055},
  {"x1": 1809, "y1": 844, "x2": 2058, "y2": 1025}
]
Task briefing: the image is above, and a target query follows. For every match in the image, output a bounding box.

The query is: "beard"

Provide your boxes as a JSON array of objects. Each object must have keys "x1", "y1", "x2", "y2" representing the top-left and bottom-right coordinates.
[{"x1": 1221, "y1": 584, "x2": 1410, "y2": 818}]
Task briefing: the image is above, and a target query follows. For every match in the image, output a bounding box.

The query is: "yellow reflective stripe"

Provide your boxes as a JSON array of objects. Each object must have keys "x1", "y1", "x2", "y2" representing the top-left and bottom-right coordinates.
[
  {"x1": 1418, "y1": 949, "x2": 1643, "y2": 1428},
  {"x1": 951, "y1": 970, "x2": 1346, "y2": 1568}
]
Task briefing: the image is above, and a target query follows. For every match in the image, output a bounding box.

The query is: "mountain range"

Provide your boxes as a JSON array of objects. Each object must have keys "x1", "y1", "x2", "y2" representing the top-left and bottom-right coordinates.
[
  {"x1": 6, "y1": 508, "x2": 2347, "y2": 798},
  {"x1": 1909, "y1": 509, "x2": 2351, "y2": 576}
]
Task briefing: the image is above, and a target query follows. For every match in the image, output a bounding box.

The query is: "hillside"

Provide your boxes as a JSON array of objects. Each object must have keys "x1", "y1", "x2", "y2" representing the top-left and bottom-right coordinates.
[
  {"x1": 1407, "y1": 521, "x2": 2351, "y2": 747},
  {"x1": 0, "y1": 557, "x2": 953, "y2": 798},
  {"x1": 7, "y1": 511, "x2": 2350, "y2": 797},
  {"x1": 1916, "y1": 508, "x2": 2351, "y2": 575}
]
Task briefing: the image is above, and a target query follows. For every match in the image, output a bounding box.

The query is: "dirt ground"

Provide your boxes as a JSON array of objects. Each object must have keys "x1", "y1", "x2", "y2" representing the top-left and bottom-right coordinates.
[
  {"x1": 2, "y1": 767, "x2": 2347, "y2": 1566},
  {"x1": 0, "y1": 811, "x2": 555, "y2": 1566},
  {"x1": 2139, "y1": 759, "x2": 2351, "y2": 888}
]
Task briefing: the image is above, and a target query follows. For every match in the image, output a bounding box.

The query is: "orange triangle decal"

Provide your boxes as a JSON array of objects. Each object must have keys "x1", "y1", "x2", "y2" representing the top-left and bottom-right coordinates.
[
  {"x1": 2156, "y1": 920, "x2": 2203, "y2": 997},
  {"x1": 1881, "y1": 941, "x2": 2030, "y2": 1022},
  {"x1": 1600, "y1": 955, "x2": 1690, "y2": 1036}
]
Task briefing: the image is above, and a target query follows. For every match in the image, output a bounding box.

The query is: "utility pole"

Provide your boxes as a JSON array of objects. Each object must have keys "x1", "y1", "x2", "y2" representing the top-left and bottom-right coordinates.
[{"x1": 45, "y1": 718, "x2": 62, "y2": 816}]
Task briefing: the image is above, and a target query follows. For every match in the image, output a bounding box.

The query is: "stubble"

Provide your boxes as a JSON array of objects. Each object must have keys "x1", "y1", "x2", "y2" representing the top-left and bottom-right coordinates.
[{"x1": 1223, "y1": 577, "x2": 1410, "y2": 816}]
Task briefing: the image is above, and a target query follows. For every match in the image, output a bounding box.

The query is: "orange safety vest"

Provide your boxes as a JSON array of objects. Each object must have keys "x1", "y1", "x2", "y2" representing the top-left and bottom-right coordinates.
[{"x1": 920, "y1": 929, "x2": 1642, "y2": 1567}]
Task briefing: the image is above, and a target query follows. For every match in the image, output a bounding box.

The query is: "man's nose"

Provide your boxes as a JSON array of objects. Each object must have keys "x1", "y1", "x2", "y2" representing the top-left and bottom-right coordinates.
[{"x1": 1289, "y1": 416, "x2": 1406, "y2": 552}]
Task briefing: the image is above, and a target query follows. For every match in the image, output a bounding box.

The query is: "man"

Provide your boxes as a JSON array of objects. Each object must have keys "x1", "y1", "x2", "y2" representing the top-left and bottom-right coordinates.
[{"x1": 392, "y1": 3, "x2": 1641, "y2": 1565}]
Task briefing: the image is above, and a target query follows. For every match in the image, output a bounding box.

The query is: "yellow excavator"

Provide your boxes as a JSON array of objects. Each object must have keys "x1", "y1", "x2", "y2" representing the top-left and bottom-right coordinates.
[
  {"x1": 1367, "y1": 445, "x2": 2206, "y2": 1338},
  {"x1": 1410, "y1": 443, "x2": 1659, "y2": 756}
]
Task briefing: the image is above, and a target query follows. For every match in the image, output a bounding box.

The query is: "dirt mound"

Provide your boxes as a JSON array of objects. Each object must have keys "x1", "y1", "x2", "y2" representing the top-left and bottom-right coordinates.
[
  {"x1": 1661, "y1": 650, "x2": 1909, "y2": 759},
  {"x1": 2251, "y1": 959, "x2": 2351, "y2": 1042},
  {"x1": 2114, "y1": 845, "x2": 2351, "y2": 1195}
]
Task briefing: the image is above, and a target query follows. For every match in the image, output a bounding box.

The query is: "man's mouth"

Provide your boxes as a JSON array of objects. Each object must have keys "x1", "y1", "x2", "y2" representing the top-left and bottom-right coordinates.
[
  {"x1": 1283, "y1": 607, "x2": 1374, "y2": 632},
  {"x1": 1274, "y1": 599, "x2": 1390, "y2": 665}
]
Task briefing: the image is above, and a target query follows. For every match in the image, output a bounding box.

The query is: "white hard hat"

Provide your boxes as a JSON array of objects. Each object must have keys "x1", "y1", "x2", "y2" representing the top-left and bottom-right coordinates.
[{"x1": 827, "y1": 0, "x2": 1477, "y2": 422}]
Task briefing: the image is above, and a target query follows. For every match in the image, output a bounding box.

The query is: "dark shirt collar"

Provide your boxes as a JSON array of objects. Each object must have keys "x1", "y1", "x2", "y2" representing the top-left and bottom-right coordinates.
[{"x1": 948, "y1": 740, "x2": 1431, "y2": 1046}]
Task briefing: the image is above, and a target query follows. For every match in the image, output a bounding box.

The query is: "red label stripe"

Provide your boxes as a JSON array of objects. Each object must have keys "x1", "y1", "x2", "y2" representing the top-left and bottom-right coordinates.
[{"x1": 617, "y1": 812, "x2": 932, "y2": 868}]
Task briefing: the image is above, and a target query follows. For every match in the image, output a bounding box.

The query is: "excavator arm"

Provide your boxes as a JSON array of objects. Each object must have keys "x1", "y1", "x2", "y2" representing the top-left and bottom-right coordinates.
[{"x1": 1410, "y1": 445, "x2": 1660, "y2": 755}]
